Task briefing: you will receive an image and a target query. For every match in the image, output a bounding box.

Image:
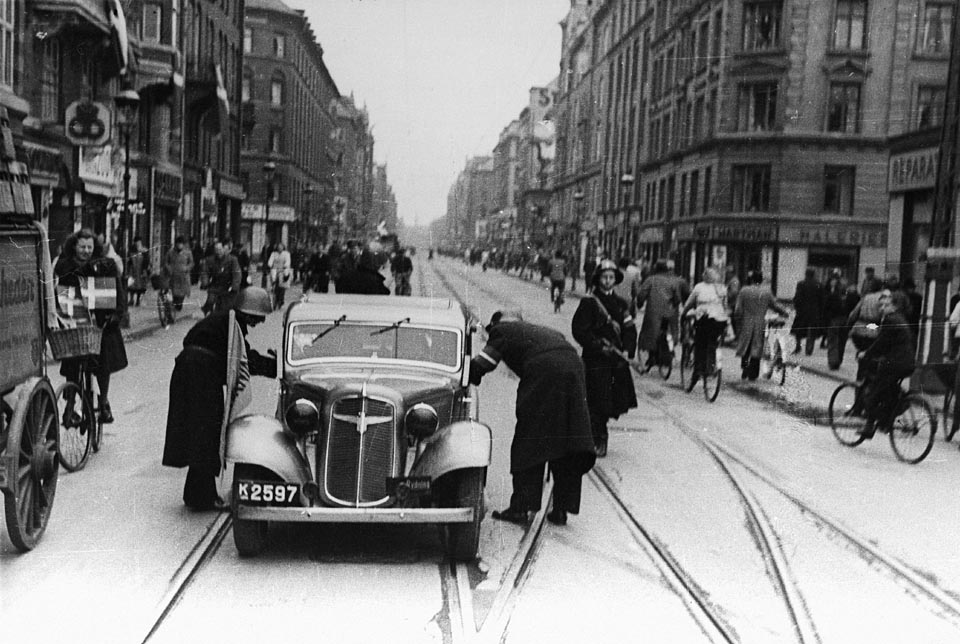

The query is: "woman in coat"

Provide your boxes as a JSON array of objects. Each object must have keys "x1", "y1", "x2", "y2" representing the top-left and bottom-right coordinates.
[
  {"x1": 572, "y1": 259, "x2": 638, "y2": 457},
  {"x1": 126, "y1": 237, "x2": 150, "y2": 306},
  {"x1": 636, "y1": 259, "x2": 683, "y2": 369},
  {"x1": 55, "y1": 228, "x2": 128, "y2": 424},
  {"x1": 163, "y1": 236, "x2": 194, "y2": 311},
  {"x1": 734, "y1": 271, "x2": 789, "y2": 380},
  {"x1": 268, "y1": 242, "x2": 293, "y2": 308}
]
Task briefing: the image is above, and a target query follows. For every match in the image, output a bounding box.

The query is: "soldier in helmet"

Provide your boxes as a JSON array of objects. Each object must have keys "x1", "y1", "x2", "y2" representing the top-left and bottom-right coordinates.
[{"x1": 162, "y1": 287, "x2": 277, "y2": 511}]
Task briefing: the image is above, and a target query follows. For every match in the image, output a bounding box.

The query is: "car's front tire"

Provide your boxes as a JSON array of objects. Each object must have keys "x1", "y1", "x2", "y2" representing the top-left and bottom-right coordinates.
[
  {"x1": 232, "y1": 463, "x2": 273, "y2": 557},
  {"x1": 438, "y1": 467, "x2": 485, "y2": 562}
]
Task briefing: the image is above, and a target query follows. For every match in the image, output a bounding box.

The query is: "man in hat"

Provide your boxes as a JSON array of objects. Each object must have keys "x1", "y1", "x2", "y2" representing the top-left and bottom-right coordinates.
[
  {"x1": 162, "y1": 287, "x2": 277, "y2": 511},
  {"x1": 469, "y1": 311, "x2": 596, "y2": 526}
]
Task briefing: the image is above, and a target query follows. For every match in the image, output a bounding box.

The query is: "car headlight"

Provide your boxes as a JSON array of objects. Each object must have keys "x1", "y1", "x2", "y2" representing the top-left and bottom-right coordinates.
[
  {"x1": 405, "y1": 403, "x2": 439, "y2": 439},
  {"x1": 285, "y1": 398, "x2": 320, "y2": 436}
]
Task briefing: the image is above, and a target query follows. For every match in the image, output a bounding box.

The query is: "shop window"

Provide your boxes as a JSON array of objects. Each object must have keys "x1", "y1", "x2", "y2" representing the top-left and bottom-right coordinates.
[
  {"x1": 742, "y1": 2, "x2": 782, "y2": 51},
  {"x1": 916, "y1": 85, "x2": 946, "y2": 129},
  {"x1": 833, "y1": 0, "x2": 867, "y2": 50},
  {"x1": 732, "y1": 164, "x2": 771, "y2": 212},
  {"x1": 823, "y1": 165, "x2": 855, "y2": 215},
  {"x1": 826, "y1": 82, "x2": 861, "y2": 133},
  {"x1": 919, "y1": 2, "x2": 953, "y2": 55},
  {"x1": 737, "y1": 81, "x2": 778, "y2": 131}
]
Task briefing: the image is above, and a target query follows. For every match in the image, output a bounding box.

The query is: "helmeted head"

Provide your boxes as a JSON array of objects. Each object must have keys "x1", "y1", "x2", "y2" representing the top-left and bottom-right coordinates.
[
  {"x1": 592, "y1": 259, "x2": 624, "y2": 288},
  {"x1": 234, "y1": 287, "x2": 272, "y2": 324},
  {"x1": 485, "y1": 309, "x2": 523, "y2": 333}
]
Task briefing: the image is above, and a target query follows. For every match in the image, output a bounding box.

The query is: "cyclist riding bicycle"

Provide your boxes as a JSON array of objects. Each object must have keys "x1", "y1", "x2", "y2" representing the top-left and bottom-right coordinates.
[
  {"x1": 200, "y1": 240, "x2": 242, "y2": 315},
  {"x1": 857, "y1": 289, "x2": 915, "y2": 438},
  {"x1": 637, "y1": 259, "x2": 682, "y2": 369},
  {"x1": 680, "y1": 266, "x2": 729, "y2": 387},
  {"x1": 548, "y1": 250, "x2": 568, "y2": 306}
]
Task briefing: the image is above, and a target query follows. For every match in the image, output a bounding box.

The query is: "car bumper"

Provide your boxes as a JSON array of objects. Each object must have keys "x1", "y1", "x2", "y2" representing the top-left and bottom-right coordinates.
[{"x1": 235, "y1": 505, "x2": 475, "y2": 523}]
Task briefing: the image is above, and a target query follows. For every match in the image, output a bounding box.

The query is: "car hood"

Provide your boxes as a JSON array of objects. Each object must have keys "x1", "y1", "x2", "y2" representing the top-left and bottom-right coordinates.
[{"x1": 285, "y1": 364, "x2": 459, "y2": 404}]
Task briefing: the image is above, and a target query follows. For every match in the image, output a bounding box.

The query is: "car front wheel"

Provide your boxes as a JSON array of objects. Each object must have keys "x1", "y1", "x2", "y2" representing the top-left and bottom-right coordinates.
[
  {"x1": 232, "y1": 463, "x2": 273, "y2": 557},
  {"x1": 439, "y1": 467, "x2": 485, "y2": 562}
]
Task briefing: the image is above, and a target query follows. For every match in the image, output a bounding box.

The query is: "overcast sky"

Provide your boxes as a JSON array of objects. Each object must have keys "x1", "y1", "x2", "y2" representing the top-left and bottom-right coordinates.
[{"x1": 288, "y1": 0, "x2": 569, "y2": 226}]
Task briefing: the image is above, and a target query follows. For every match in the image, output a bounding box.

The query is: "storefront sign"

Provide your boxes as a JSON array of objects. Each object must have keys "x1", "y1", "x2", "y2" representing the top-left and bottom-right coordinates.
[
  {"x1": 241, "y1": 203, "x2": 264, "y2": 220},
  {"x1": 154, "y1": 170, "x2": 182, "y2": 205},
  {"x1": 779, "y1": 224, "x2": 887, "y2": 247},
  {"x1": 269, "y1": 204, "x2": 295, "y2": 222},
  {"x1": 200, "y1": 187, "x2": 217, "y2": 215},
  {"x1": 637, "y1": 227, "x2": 663, "y2": 242},
  {"x1": 78, "y1": 145, "x2": 114, "y2": 196},
  {"x1": 218, "y1": 176, "x2": 246, "y2": 200},
  {"x1": 888, "y1": 147, "x2": 938, "y2": 193},
  {"x1": 0, "y1": 231, "x2": 43, "y2": 392},
  {"x1": 680, "y1": 221, "x2": 777, "y2": 242},
  {"x1": 22, "y1": 143, "x2": 62, "y2": 187}
]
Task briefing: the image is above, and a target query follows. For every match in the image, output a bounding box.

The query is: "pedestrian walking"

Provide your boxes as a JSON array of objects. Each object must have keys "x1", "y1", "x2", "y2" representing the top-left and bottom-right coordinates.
[
  {"x1": 636, "y1": 259, "x2": 684, "y2": 368},
  {"x1": 734, "y1": 271, "x2": 789, "y2": 380},
  {"x1": 725, "y1": 266, "x2": 741, "y2": 339},
  {"x1": 125, "y1": 236, "x2": 149, "y2": 306},
  {"x1": 860, "y1": 266, "x2": 881, "y2": 297},
  {"x1": 268, "y1": 242, "x2": 293, "y2": 308},
  {"x1": 822, "y1": 270, "x2": 858, "y2": 370},
  {"x1": 792, "y1": 268, "x2": 824, "y2": 355},
  {"x1": 548, "y1": 250, "x2": 568, "y2": 305},
  {"x1": 162, "y1": 288, "x2": 277, "y2": 511},
  {"x1": 469, "y1": 311, "x2": 596, "y2": 526},
  {"x1": 163, "y1": 236, "x2": 194, "y2": 311},
  {"x1": 200, "y1": 240, "x2": 242, "y2": 315},
  {"x1": 572, "y1": 259, "x2": 638, "y2": 457},
  {"x1": 54, "y1": 228, "x2": 128, "y2": 424},
  {"x1": 392, "y1": 247, "x2": 414, "y2": 296}
]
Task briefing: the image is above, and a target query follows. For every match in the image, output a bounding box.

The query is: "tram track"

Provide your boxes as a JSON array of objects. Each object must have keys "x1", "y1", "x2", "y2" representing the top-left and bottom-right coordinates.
[{"x1": 434, "y1": 256, "x2": 960, "y2": 641}]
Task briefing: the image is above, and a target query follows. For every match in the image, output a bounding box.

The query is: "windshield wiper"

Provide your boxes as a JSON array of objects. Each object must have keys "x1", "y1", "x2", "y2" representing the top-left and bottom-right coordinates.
[
  {"x1": 370, "y1": 317, "x2": 410, "y2": 336},
  {"x1": 312, "y1": 315, "x2": 347, "y2": 344}
]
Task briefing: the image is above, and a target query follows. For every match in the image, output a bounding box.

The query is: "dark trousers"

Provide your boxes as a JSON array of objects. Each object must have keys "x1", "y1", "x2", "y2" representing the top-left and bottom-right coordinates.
[
  {"x1": 694, "y1": 318, "x2": 726, "y2": 374},
  {"x1": 863, "y1": 362, "x2": 914, "y2": 425},
  {"x1": 826, "y1": 317, "x2": 849, "y2": 369},
  {"x1": 741, "y1": 356, "x2": 761, "y2": 380},
  {"x1": 792, "y1": 326, "x2": 818, "y2": 355},
  {"x1": 509, "y1": 455, "x2": 584, "y2": 514},
  {"x1": 589, "y1": 412, "x2": 607, "y2": 443},
  {"x1": 183, "y1": 463, "x2": 220, "y2": 509}
]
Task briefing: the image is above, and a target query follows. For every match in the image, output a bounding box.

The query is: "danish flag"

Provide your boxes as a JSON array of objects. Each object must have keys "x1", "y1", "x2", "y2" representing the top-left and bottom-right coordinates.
[{"x1": 80, "y1": 277, "x2": 117, "y2": 311}]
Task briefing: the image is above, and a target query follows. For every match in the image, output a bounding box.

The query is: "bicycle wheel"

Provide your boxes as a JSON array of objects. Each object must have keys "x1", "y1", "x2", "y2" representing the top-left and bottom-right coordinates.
[
  {"x1": 680, "y1": 343, "x2": 696, "y2": 392},
  {"x1": 829, "y1": 383, "x2": 866, "y2": 447},
  {"x1": 943, "y1": 388, "x2": 957, "y2": 441},
  {"x1": 55, "y1": 382, "x2": 91, "y2": 472},
  {"x1": 889, "y1": 395, "x2": 936, "y2": 464},
  {"x1": 702, "y1": 348, "x2": 721, "y2": 402}
]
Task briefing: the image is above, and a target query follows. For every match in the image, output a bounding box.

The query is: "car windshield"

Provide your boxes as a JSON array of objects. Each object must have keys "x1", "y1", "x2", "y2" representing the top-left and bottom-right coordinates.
[{"x1": 289, "y1": 322, "x2": 461, "y2": 369}]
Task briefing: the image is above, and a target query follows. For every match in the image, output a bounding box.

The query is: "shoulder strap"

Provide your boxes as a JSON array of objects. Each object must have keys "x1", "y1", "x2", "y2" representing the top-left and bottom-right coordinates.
[{"x1": 590, "y1": 294, "x2": 614, "y2": 325}]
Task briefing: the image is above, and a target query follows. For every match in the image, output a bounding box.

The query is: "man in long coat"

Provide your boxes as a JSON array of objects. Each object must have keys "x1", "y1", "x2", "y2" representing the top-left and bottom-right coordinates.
[
  {"x1": 469, "y1": 311, "x2": 596, "y2": 526},
  {"x1": 163, "y1": 236, "x2": 194, "y2": 311},
  {"x1": 636, "y1": 259, "x2": 683, "y2": 368},
  {"x1": 162, "y1": 288, "x2": 276, "y2": 510},
  {"x1": 792, "y1": 268, "x2": 824, "y2": 355},
  {"x1": 734, "y1": 271, "x2": 789, "y2": 380}
]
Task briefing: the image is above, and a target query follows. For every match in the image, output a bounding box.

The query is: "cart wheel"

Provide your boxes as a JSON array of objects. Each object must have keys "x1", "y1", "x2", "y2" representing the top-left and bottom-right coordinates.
[
  {"x1": 55, "y1": 382, "x2": 91, "y2": 472},
  {"x1": 3, "y1": 378, "x2": 59, "y2": 552}
]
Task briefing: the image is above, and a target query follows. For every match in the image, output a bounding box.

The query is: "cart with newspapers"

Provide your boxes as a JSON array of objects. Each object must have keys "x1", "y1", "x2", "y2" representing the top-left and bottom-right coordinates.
[{"x1": 0, "y1": 220, "x2": 61, "y2": 552}]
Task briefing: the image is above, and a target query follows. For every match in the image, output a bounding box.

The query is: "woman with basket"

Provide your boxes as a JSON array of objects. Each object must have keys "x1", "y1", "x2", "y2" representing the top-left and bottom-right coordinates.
[{"x1": 54, "y1": 228, "x2": 128, "y2": 424}]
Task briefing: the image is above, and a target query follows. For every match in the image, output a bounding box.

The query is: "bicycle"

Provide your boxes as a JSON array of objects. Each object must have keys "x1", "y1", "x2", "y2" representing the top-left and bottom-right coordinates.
[
  {"x1": 55, "y1": 355, "x2": 104, "y2": 471},
  {"x1": 643, "y1": 316, "x2": 675, "y2": 380},
  {"x1": 931, "y1": 359, "x2": 960, "y2": 442},
  {"x1": 759, "y1": 316, "x2": 789, "y2": 386},
  {"x1": 828, "y1": 376, "x2": 936, "y2": 464},
  {"x1": 550, "y1": 280, "x2": 565, "y2": 313},
  {"x1": 681, "y1": 316, "x2": 722, "y2": 402},
  {"x1": 152, "y1": 274, "x2": 175, "y2": 328}
]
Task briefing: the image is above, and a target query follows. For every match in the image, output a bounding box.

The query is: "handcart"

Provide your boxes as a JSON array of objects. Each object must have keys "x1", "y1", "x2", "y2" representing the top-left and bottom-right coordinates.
[{"x1": 0, "y1": 221, "x2": 60, "y2": 551}]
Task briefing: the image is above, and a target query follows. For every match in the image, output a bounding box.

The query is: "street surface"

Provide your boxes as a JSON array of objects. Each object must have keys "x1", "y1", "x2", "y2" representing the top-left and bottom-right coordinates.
[{"x1": 3, "y1": 256, "x2": 960, "y2": 643}]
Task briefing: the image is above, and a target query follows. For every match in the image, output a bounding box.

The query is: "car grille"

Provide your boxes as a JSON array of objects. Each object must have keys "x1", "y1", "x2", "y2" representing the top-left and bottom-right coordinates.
[{"x1": 324, "y1": 396, "x2": 396, "y2": 506}]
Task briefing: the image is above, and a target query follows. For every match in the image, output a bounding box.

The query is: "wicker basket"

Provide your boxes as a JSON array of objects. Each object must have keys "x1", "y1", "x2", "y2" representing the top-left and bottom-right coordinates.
[{"x1": 48, "y1": 325, "x2": 103, "y2": 360}]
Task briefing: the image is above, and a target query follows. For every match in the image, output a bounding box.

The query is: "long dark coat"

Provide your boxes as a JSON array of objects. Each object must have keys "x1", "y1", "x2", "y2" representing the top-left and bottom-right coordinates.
[
  {"x1": 163, "y1": 247, "x2": 194, "y2": 299},
  {"x1": 162, "y1": 312, "x2": 275, "y2": 469},
  {"x1": 54, "y1": 254, "x2": 128, "y2": 375},
  {"x1": 636, "y1": 272, "x2": 683, "y2": 352},
  {"x1": 572, "y1": 291, "x2": 638, "y2": 420},
  {"x1": 793, "y1": 278, "x2": 824, "y2": 336},
  {"x1": 469, "y1": 321, "x2": 595, "y2": 474},
  {"x1": 735, "y1": 284, "x2": 788, "y2": 359}
]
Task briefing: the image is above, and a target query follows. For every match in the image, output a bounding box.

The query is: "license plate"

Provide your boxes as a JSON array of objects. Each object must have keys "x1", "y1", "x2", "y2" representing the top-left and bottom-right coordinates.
[
  {"x1": 386, "y1": 476, "x2": 432, "y2": 499},
  {"x1": 236, "y1": 480, "x2": 301, "y2": 506}
]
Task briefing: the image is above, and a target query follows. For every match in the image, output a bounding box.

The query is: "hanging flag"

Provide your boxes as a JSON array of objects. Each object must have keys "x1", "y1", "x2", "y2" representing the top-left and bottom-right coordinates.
[
  {"x1": 376, "y1": 220, "x2": 389, "y2": 237},
  {"x1": 105, "y1": 0, "x2": 130, "y2": 77}
]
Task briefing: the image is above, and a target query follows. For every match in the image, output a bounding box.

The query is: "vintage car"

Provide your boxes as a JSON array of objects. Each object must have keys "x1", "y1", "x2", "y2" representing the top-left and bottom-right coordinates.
[{"x1": 225, "y1": 294, "x2": 492, "y2": 561}]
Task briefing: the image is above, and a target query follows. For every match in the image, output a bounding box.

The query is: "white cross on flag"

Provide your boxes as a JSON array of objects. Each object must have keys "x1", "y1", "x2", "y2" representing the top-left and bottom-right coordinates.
[
  {"x1": 80, "y1": 277, "x2": 117, "y2": 311},
  {"x1": 56, "y1": 286, "x2": 91, "y2": 324}
]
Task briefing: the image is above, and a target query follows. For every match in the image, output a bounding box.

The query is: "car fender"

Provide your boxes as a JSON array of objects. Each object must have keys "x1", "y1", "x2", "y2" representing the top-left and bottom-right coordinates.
[
  {"x1": 225, "y1": 414, "x2": 312, "y2": 484},
  {"x1": 410, "y1": 420, "x2": 492, "y2": 480}
]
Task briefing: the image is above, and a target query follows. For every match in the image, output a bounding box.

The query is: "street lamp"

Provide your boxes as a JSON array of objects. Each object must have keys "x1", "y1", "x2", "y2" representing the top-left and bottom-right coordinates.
[
  {"x1": 263, "y1": 160, "x2": 276, "y2": 243},
  {"x1": 113, "y1": 85, "x2": 140, "y2": 262},
  {"x1": 620, "y1": 170, "x2": 635, "y2": 255},
  {"x1": 572, "y1": 186, "x2": 585, "y2": 290}
]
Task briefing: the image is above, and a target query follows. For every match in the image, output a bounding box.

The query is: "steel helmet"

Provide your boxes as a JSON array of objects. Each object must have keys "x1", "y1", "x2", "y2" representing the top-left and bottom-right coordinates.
[
  {"x1": 234, "y1": 287, "x2": 272, "y2": 317},
  {"x1": 592, "y1": 259, "x2": 624, "y2": 286}
]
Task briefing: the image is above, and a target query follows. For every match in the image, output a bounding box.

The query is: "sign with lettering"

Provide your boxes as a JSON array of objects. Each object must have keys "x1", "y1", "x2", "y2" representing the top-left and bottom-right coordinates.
[
  {"x1": 888, "y1": 147, "x2": 938, "y2": 193},
  {"x1": 65, "y1": 100, "x2": 111, "y2": 147},
  {"x1": 779, "y1": 223, "x2": 887, "y2": 248},
  {"x1": 241, "y1": 203, "x2": 264, "y2": 220},
  {"x1": 79, "y1": 145, "x2": 114, "y2": 196},
  {"x1": 0, "y1": 230, "x2": 43, "y2": 391}
]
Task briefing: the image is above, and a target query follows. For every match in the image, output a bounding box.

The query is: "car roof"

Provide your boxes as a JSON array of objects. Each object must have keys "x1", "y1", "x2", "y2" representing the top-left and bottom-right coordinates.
[{"x1": 287, "y1": 294, "x2": 468, "y2": 328}]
